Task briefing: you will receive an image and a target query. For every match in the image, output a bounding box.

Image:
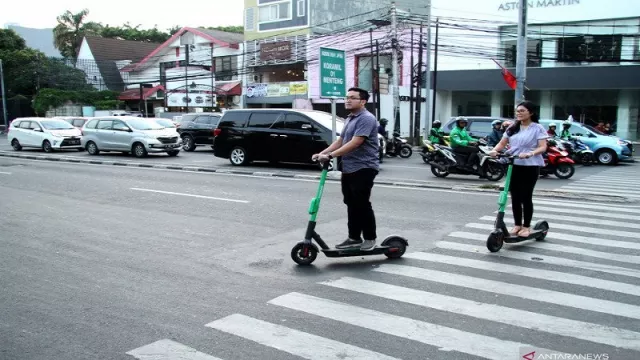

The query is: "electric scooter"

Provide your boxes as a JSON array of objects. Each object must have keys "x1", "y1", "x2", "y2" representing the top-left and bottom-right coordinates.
[
  {"x1": 290, "y1": 160, "x2": 408, "y2": 265},
  {"x1": 486, "y1": 154, "x2": 549, "y2": 252}
]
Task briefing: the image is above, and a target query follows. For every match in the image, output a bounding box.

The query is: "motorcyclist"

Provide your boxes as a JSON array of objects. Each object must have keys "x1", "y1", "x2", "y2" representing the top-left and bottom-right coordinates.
[
  {"x1": 547, "y1": 123, "x2": 558, "y2": 138},
  {"x1": 560, "y1": 121, "x2": 572, "y2": 140},
  {"x1": 378, "y1": 118, "x2": 388, "y2": 138},
  {"x1": 449, "y1": 116, "x2": 478, "y2": 166},
  {"x1": 487, "y1": 120, "x2": 503, "y2": 147},
  {"x1": 429, "y1": 120, "x2": 445, "y2": 145}
]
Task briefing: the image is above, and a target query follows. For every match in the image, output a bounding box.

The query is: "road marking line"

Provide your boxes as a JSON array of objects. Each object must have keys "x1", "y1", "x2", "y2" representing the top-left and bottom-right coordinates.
[
  {"x1": 267, "y1": 292, "x2": 562, "y2": 359},
  {"x1": 466, "y1": 223, "x2": 640, "y2": 250},
  {"x1": 0, "y1": 171, "x2": 11, "y2": 174},
  {"x1": 512, "y1": 205, "x2": 640, "y2": 221},
  {"x1": 531, "y1": 199, "x2": 640, "y2": 212},
  {"x1": 322, "y1": 277, "x2": 640, "y2": 351},
  {"x1": 478, "y1": 216, "x2": 638, "y2": 238},
  {"x1": 374, "y1": 264, "x2": 640, "y2": 320},
  {"x1": 433, "y1": 241, "x2": 640, "y2": 279},
  {"x1": 126, "y1": 339, "x2": 223, "y2": 360},
  {"x1": 130, "y1": 188, "x2": 249, "y2": 203},
  {"x1": 206, "y1": 314, "x2": 400, "y2": 360},
  {"x1": 496, "y1": 212, "x2": 640, "y2": 229},
  {"x1": 449, "y1": 231, "x2": 640, "y2": 265}
]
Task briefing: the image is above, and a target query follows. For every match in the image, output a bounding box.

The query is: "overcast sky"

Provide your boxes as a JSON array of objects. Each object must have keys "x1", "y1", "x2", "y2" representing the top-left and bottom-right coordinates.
[{"x1": 1, "y1": 0, "x2": 244, "y2": 30}]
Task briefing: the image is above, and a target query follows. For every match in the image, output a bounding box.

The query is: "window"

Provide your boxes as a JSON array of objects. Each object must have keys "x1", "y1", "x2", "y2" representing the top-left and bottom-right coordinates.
[
  {"x1": 19, "y1": 121, "x2": 31, "y2": 129},
  {"x1": 259, "y1": 1, "x2": 291, "y2": 23},
  {"x1": 97, "y1": 120, "x2": 113, "y2": 130},
  {"x1": 557, "y1": 35, "x2": 623, "y2": 63},
  {"x1": 85, "y1": 119, "x2": 98, "y2": 129},
  {"x1": 245, "y1": 8, "x2": 255, "y2": 31},
  {"x1": 285, "y1": 113, "x2": 313, "y2": 131},
  {"x1": 248, "y1": 112, "x2": 281, "y2": 128},
  {"x1": 355, "y1": 54, "x2": 393, "y2": 90},
  {"x1": 297, "y1": 0, "x2": 305, "y2": 17},
  {"x1": 195, "y1": 116, "x2": 214, "y2": 125},
  {"x1": 219, "y1": 111, "x2": 249, "y2": 128},
  {"x1": 214, "y1": 56, "x2": 237, "y2": 81},
  {"x1": 468, "y1": 120, "x2": 494, "y2": 136},
  {"x1": 113, "y1": 121, "x2": 129, "y2": 131}
]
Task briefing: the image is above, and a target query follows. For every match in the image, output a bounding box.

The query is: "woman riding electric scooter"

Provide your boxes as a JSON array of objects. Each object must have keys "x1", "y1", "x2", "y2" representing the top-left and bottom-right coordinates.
[{"x1": 489, "y1": 101, "x2": 548, "y2": 238}]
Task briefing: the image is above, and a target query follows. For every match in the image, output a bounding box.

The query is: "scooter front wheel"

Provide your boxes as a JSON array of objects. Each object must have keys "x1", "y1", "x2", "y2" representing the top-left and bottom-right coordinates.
[
  {"x1": 486, "y1": 230, "x2": 504, "y2": 252},
  {"x1": 291, "y1": 243, "x2": 318, "y2": 265},
  {"x1": 384, "y1": 239, "x2": 407, "y2": 259}
]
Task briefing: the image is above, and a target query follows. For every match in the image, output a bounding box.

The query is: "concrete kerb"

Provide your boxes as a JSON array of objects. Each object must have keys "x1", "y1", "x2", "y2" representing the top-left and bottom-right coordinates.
[{"x1": 0, "y1": 150, "x2": 634, "y2": 203}]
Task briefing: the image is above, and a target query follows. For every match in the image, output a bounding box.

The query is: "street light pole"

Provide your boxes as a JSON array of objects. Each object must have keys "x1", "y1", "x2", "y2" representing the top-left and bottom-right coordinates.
[
  {"x1": 390, "y1": 1, "x2": 400, "y2": 135},
  {"x1": 0, "y1": 60, "x2": 8, "y2": 128},
  {"x1": 423, "y1": 0, "x2": 432, "y2": 142}
]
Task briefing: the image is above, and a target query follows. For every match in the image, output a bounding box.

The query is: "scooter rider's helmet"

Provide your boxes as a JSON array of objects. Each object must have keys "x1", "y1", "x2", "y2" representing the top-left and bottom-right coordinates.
[
  {"x1": 455, "y1": 116, "x2": 468, "y2": 128},
  {"x1": 549, "y1": 122, "x2": 557, "y2": 129},
  {"x1": 491, "y1": 119, "x2": 502, "y2": 129},
  {"x1": 562, "y1": 120, "x2": 571, "y2": 129},
  {"x1": 432, "y1": 120, "x2": 441, "y2": 129},
  {"x1": 379, "y1": 118, "x2": 388, "y2": 126}
]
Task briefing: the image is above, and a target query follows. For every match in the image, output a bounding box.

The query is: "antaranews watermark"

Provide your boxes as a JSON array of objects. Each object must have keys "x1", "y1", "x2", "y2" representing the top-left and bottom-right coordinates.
[{"x1": 520, "y1": 348, "x2": 609, "y2": 360}]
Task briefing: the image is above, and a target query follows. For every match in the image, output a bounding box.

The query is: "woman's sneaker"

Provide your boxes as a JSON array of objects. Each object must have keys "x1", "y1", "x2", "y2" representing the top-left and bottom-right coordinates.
[
  {"x1": 335, "y1": 238, "x2": 363, "y2": 249},
  {"x1": 360, "y1": 240, "x2": 376, "y2": 250}
]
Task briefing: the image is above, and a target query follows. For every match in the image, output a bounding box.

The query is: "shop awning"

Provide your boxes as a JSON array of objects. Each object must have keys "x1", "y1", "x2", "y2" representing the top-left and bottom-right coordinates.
[
  {"x1": 118, "y1": 85, "x2": 165, "y2": 101},
  {"x1": 216, "y1": 81, "x2": 242, "y2": 96}
]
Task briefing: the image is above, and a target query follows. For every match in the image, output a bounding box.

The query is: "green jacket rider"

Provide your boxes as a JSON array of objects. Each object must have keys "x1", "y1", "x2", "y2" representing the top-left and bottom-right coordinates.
[
  {"x1": 560, "y1": 121, "x2": 572, "y2": 140},
  {"x1": 450, "y1": 120, "x2": 475, "y2": 147},
  {"x1": 429, "y1": 120, "x2": 445, "y2": 144}
]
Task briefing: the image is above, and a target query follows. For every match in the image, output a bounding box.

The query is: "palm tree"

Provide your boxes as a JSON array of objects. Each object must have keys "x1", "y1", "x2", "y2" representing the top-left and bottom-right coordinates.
[{"x1": 53, "y1": 9, "x2": 102, "y2": 62}]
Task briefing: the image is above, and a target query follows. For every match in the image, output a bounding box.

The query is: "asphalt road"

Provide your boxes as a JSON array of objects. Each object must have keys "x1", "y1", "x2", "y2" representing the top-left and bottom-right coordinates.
[
  {"x1": 0, "y1": 134, "x2": 625, "y2": 191},
  {"x1": 1, "y1": 156, "x2": 639, "y2": 360}
]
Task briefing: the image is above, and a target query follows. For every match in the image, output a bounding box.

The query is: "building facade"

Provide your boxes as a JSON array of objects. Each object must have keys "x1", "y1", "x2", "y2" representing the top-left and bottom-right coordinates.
[
  {"x1": 429, "y1": 0, "x2": 640, "y2": 140},
  {"x1": 119, "y1": 27, "x2": 244, "y2": 115}
]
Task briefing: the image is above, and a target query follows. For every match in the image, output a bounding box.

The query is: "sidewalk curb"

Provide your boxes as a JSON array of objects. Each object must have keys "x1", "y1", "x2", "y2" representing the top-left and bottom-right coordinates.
[{"x1": 0, "y1": 151, "x2": 633, "y2": 203}]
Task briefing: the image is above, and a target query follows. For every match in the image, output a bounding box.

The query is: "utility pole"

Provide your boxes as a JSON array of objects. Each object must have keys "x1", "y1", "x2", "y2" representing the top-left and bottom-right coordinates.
[
  {"x1": 515, "y1": 0, "x2": 528, "y2": 104},
  {"x1": 369, "y1": 28, "x2": 377, "y2": 118},
  {"x1": 390, "y1": 1, "x2": 400, "y2": 136},
  {"x1": 185, "y1": 44, "x2": 190, "y2": 113},
  {"x1": 422, "y1": 0, "x2": 432, "y2": 142},
  {"x1": 414, "y1": 24, "x2": 423, "y2": 146},
  {"x1": 0, "y1": 60, "x2": 7, "y2": 129},
  {"x1": 431, "y1": 18, "x2": 439, "y2": 124},
  {"x1": 409, "y1": 27, "x2": 415, "y2": 141}
]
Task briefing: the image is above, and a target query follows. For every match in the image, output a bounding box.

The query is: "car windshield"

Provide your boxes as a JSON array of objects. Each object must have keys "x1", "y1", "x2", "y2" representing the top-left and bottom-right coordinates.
[
  {"x1": 40, "y1": 120, "x2": 75, "y2": 130},
  {"x1": 154, "y1": 119, "x2": 175, "y2": 128},
  {"x1": 126, "y1": 118, "x2": 164, "y2": 130}
]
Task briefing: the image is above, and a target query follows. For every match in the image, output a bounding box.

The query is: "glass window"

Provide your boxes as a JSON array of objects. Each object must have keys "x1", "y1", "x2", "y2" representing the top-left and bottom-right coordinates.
[
  {"x1": 195, "y1": 116, "x2": 212, "y2": 124},
  {"x1": 297, "y1": 0, "x2": 305, "y2": 16},
  {"x1": 40, "y1": 120, "x2": 75, "y2": 130},
  {"x1": 112, "y1": 121, "x2": 129, "y2": 131},
  {"x1": 285, "y1": 114, "x2": 314, "y2": 131},
  {"x1": 469, "y1": 119, "x2": 493, "y2": 135},
  {"x1": 19, "y1": 121, "x2": 31, "y2": 129},
  {"x1": 126, "y1": 118, "x2": 164, "y2": 130},
  {"x1": 219, "y1": 111, "x2": 249, "y2": 128},
  {"x1": 85, "y1": 119, "x2": 98, "y2": 129},
  {"x1": 248, "y1": 112, "x2": 281, "y2": 128},
  {"x1": 259, "y1": 2, "x2": 290, "y2": 22},
  {"x1": 97, "y1": 120, "x2": 113, "y2": 130}
]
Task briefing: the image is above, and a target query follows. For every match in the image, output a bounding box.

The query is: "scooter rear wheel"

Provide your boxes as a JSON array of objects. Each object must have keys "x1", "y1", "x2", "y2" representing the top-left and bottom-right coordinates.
[
  {"x1": 533, "y1": 220, "x2": 549, "y2": 241},
  {"x1": 486, "y1": 230, "x2": 504, "y2": 252},
  {"x1": 291, "y1": 243, "x2": 318, "y2": 265},
  {"x1": 384, "y1": 239, "x2": 407, "y2": 259}
]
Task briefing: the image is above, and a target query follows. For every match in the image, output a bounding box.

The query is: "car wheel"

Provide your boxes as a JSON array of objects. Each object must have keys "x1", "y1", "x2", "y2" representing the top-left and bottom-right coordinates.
[
  {"x1": 596, "y1": 149, "x2": 617, "y2": 165},
  {"x1": 132, "y1": 142, "x2": 148, "y2": 158},
  {"x1": 229, "y1": 146, "x2": 248, "y2": 165},
  {"x1": 42, "y1": 140, "x2": 53, "y2": 153},
  {"x1": 182, "y1": 135, "x2": 196, "y2": 151},
  {"x1": 86, "y1": 141, "x2": 100, "y2": 155},
  {"x1": 11, "y1": 139, "x2": 21, "y2": 151}
]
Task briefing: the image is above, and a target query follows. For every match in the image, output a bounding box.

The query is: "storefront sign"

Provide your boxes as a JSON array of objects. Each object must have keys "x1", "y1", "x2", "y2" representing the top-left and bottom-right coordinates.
[
  {"x1": 260, "y1": 41, "x2": 292, "y2": 61},
  {"x1": 498, "y1": 0, "x2": 580, "y2": 11},
  {"x1": 246, "y1": 82, "x2": 307, "y2": 98},
  {"x1": 166, "y1": 92, "x2": 215, "y2": 107}
]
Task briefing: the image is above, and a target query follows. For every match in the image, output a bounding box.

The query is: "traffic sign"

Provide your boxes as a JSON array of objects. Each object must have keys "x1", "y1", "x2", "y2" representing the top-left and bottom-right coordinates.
[{"x1": 319, "y1": 47, "x2": 346, "y2": 98}]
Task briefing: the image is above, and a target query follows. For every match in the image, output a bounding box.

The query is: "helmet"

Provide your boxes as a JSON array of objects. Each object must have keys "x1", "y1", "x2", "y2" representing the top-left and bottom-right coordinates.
[
  {"x1": 549, "y1": 122, "x2": 557, "y2": 128},
  {"x1": 432, "y1": 120, "x2": 441, "y2": 128},
  {"x1": 562, "y1": 120, "x2": 571, "y2": 127},
  {"x1": 491, "y1": 120, "x2": 502, "y2": 127},
  {"x1": 455, "y1": 116, "x2": 468, "y2": 127},
  {"x1": 379, "y1": 118, "x2": 388, "y2": 125}
]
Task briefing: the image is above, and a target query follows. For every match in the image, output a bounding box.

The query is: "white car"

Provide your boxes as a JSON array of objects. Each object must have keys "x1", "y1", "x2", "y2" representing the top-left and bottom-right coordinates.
[
  {"x1": 81, "y1": 116, "x2": 182, "y2": 158},
  {"x1": 7, "y1": 117, "x2": 83, "y2": 152}
]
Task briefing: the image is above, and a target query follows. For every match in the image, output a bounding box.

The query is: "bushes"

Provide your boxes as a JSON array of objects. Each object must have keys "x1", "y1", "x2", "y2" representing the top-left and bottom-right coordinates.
[{"x1": 33, "y1": 89, "x2": 121, "y2": 114}]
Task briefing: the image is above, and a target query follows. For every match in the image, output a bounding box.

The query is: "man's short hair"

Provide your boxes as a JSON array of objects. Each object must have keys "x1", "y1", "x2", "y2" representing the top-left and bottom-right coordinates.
[{"x1": 347, "y1": 87, "x2": 370, "y2": 102}]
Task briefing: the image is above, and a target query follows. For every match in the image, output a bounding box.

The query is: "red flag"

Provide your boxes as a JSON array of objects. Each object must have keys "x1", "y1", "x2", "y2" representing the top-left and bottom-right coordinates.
[{"x1": 492, "y1": 59, "x2": 517, "y2": 90}]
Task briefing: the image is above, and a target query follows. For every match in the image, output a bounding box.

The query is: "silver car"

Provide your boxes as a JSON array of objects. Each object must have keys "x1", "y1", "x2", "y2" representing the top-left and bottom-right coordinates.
[{"x1": 81, "y1": 116, "x2": 182, "y2": 158}]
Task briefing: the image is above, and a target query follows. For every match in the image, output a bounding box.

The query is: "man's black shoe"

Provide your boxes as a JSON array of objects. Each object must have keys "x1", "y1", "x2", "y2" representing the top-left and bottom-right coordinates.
[{"x1": 335, "y1": 238, "x2": 363, "y2": 249}]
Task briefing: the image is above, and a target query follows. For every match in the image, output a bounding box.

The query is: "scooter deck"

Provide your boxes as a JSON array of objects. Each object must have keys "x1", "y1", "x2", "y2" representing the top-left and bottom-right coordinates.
[
  {"x1": 322, "y1": 245, "x2": 393, "y2": 257},
  {"x1": 503, "y1": 229, "x2": 546, "y2": 243}
]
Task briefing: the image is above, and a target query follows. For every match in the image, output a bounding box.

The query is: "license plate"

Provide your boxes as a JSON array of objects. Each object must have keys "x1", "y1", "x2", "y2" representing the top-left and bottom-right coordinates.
[{"x1": 69, "y1": 140, "x2": 80, "y2": 145}]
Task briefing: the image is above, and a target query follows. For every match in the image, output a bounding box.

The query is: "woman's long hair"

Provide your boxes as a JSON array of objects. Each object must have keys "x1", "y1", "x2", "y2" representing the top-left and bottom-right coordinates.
[{"x1": 506, "y1": 100, "x2": 539, "y2": 137}]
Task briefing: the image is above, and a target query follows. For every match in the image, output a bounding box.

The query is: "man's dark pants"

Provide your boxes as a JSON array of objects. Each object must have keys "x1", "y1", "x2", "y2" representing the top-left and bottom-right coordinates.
[
  {"x1": 341, "y1": 168, "x2": 378, "y2": 241},
  {"x1": 453, "y1": 145, "x2": 477, "y2": 166}
]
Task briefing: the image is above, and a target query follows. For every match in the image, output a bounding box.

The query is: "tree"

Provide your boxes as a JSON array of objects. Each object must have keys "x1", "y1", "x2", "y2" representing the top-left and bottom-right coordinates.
[
  {"x1": 0, "y1": 28, "x2": 26, "y2": 52},
  {"x1": 99, "y1": 22, "x2": 172, "y2": 43},
  {"x1": 53, "y1": 9, "x2": 102, "y2": 61},
  {"x1": 199, "y1": 26, "x2": 243, "y2": 34}
]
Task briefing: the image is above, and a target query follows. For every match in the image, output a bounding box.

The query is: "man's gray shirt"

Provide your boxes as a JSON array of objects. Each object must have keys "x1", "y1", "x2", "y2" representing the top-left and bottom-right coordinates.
[{"x1": 340, "y1": 108, "x2": 380, "y2": 173}]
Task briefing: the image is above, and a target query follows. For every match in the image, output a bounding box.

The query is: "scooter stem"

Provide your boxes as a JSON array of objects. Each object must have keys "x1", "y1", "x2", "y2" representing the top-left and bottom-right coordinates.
[
  {"x1": 498, "y1": 160, "x2": 513, "y2": 213},
  {"x1": 308, "y1": 164, "x2": 329, "y2": 222}
]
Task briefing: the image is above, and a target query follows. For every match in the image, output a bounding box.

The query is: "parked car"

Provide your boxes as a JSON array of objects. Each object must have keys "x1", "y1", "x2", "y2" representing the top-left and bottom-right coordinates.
[
  {"x1": 212, "y1": 109, "x2": 384, "y2": 170},
  {"x1": 7, "y1": 117, "x2": 83, "y2": 152},
  {"x1": 442, "y1": 116, "x2": 511, "y2": 139},
  {"x1": 176, "y1": 112, "x2": 222, "y2": 151},
  {"x1": 56, "y1": 116, "x2": 90, "y2": 129},
  {"x1": 152, "y1": 118, "x2": 178, "y2": 129},
  {"x1": 81, "y1": 116, "x2": 181, "y2": 158},
  {"x1": 539, "y1": 119, "x2": 633, "y2": 165}
]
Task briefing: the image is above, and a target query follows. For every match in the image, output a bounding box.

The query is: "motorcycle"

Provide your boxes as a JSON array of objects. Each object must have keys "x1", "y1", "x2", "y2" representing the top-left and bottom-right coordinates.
[
  {"x1": 558, "y1": 138, "x2": 594, "y2": 166},
  {"x1": 541, "y1": 139, "x2": 576, "y2": 179},
  {"x1": 420, "y1": 136, "x2": 451, "y2": 164},
  {"x1": 378, "y1": 134, "x2": 386, "y2": 163},
  {"x1": 425, "y1": 138, "x2": 505, "y2": 181},
  {"x1": 385, "y1": 131, "x2": 413, "y2": 158}
]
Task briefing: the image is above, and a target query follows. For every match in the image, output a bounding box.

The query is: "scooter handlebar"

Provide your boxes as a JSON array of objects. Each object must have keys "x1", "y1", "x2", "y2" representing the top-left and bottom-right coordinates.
[{"x1": 312, "y1": 158, "x2": 332, "y2": 170}]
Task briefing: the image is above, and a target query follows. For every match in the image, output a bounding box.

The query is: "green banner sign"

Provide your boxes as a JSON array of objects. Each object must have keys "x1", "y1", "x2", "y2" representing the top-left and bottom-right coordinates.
[{"x1": 319, "y1": 47, "x2": 346, "y2": 98}]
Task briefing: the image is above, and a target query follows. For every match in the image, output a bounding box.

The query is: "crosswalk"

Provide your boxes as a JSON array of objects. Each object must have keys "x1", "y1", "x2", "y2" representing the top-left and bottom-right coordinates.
[
  {"x1": 558, "y1": 165, "x2": 640, "y2": 200},
  {"x1": 126, "y1": 174, "x2": 640, "y2": 359}
]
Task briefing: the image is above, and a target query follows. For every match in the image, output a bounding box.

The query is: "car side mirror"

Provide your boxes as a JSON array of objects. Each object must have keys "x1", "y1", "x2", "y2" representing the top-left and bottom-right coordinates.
[
  {"x1": 32, "y1": 128, "x2": 42, "y2": 132},
  {"x1": 301, "y1": 124, "x2": 312, "y2": 130}
]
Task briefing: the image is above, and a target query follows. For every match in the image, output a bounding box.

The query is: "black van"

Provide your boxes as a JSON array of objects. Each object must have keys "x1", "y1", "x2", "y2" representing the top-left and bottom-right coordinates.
[{"x1": 213, "y1": 109, "x2": 345, "y2": 167}]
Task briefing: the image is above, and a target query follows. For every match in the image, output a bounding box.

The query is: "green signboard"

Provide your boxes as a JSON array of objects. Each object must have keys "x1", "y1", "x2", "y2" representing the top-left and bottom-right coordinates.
[{"x1": 319, "y1": 47, "x2": 346, "y2": 98}]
